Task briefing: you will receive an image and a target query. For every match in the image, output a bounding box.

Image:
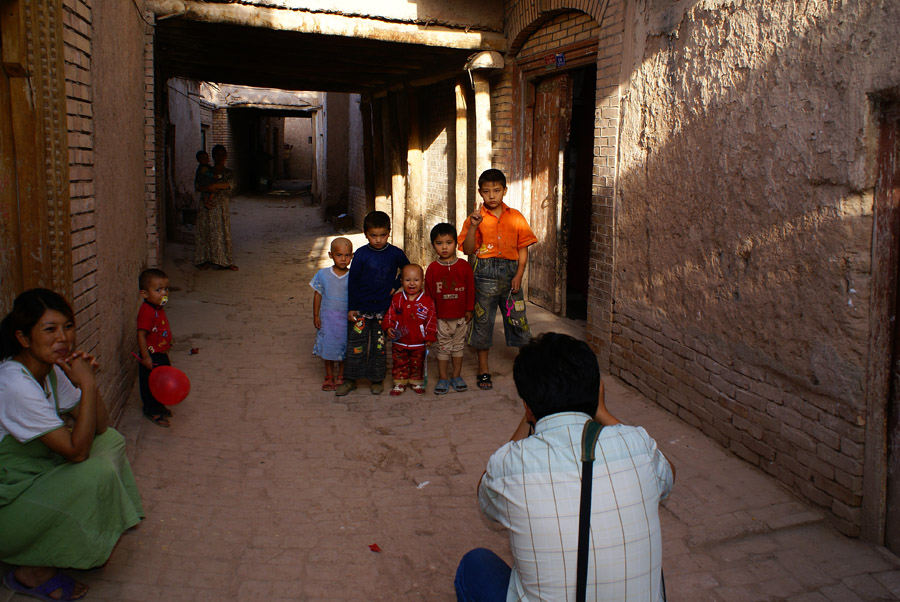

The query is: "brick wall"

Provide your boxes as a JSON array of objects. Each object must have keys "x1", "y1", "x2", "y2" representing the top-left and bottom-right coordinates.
[
  {"x1": 63, "y1": 0, "x2": 99, "y2": 352},
  {"x1": 609, "y1": 304, "x2": 866, "y2": 533},
  {"x1": 495, "y1": 2, "x2": 624, "y2": 367},
  {"x1": 144, "y1": 20, "x2": 159, "y2": 267},
  {"x1": 489, "y1": 68, "x2": 513, "y2": 178},
  {"x1": 605, "y1": 0, "x2": 900, "y2": 535},
  {"x1": 587, "y1": 0, "x2": 624, "y2": 366},
  {"x1": 62, "y1": 0, "x2": 156, "y2": 418}
]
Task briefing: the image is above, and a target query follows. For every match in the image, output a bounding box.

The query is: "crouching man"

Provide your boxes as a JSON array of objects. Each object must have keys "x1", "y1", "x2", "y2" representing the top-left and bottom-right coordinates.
[{"x1": 456, "y1": 332, "x2": 675, "y2": 601}]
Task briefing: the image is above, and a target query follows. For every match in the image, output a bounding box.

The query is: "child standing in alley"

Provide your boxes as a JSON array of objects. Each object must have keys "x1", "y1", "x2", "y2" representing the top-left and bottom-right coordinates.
[
  {"x1": 137, "y1": 268, "x2": 175, "y2": 428},
  {"x1": 425, "y1": 223, "x2": 474, "y2": 394},
  {"x1": 336, "y1": 211, "x2": 409, "y2": 396},
  {"x1": 383, "y1": 264, "x2": 437, "y2": 396},
  {"x1": 458, "y1": 168, "x2": 538, "y2": 390},
  {"x1": 310, "y1": 237, "x2": 353, "y2": 391}
]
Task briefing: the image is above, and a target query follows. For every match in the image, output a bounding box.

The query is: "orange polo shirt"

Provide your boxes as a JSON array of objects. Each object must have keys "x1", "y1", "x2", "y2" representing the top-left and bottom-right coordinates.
[{"x1": 458, "y1": 202, "x2": 538, "y2": 260}]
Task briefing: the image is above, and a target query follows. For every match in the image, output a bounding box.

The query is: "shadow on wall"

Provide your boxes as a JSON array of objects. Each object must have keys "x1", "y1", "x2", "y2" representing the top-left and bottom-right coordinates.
[{"x1": 613, "y1": 0, "x2": 893, "y2": 406}]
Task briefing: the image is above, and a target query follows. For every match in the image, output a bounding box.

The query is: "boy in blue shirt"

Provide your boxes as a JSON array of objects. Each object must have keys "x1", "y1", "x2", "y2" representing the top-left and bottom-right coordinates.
[{"x1": 336, "y1": 211, "x2": 409, "y2": 396}]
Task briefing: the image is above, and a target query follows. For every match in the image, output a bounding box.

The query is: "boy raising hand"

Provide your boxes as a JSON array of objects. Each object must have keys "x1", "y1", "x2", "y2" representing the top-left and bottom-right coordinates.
[{"x1": 459, "y1": 169, "x2": 538, "y2": 390}]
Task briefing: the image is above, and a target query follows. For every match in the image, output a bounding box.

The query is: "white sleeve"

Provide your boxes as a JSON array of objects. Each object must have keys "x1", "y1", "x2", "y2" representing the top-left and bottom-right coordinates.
[
  {"x1": 0, "y1": 366, "x2": 66, "y2": 443},
  {"x1": 638, "y1": 426, "x2": 675, "y2": 501}
]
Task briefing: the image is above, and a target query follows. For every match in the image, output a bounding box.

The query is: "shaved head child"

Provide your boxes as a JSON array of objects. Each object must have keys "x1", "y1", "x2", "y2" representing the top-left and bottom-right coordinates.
[{"x1": 310, "y1": 237, "x2": 353, "y2": 390}]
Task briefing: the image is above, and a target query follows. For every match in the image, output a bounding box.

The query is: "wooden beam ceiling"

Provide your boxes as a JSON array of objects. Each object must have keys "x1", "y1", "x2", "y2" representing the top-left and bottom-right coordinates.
[{"x1": 155, "y1": 19, "x2": 475, "y2": 94}]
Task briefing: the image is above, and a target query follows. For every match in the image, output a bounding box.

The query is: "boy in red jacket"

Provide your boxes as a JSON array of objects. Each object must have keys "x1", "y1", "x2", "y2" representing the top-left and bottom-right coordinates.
[{"x1": 383, "y1": 264, "x2": 437, "y2": 395}]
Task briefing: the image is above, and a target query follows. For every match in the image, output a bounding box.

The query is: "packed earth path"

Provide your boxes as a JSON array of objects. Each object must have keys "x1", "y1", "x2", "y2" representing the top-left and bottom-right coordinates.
[{"x1": 3, "y1": 188, "x2": 900, "y2": 602}]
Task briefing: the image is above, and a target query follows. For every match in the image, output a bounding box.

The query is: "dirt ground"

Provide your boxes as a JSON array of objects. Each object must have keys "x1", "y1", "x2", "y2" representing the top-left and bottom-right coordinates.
[{"x1": 3, "y1": 189, "x2": 899, "y2": 601}]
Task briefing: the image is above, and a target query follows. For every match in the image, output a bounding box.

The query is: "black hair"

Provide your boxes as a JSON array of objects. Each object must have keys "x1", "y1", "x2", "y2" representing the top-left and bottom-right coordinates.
[
  {"x1": 196, "y1": 150, "x2": 208, "y2": 161},
  {"x1": 513, "y1": 332, "x2": 600, "y2": 421},
  {"x1": 430, "y1": 222, "x2": 458, "y2": 244},
  {"x1": 211, "y1": 144, "x2": 226, "y2": 160},
  {"x1": 139, "y1": 268, "x2": 168, "y2": 291},
  {"x1": 478, "y1": 168, "x2": 507, "y2": 189},
  {"x1": 363, "y1": 210, "x2": 391, "y2": 233},
  {"x1": 0, "y1": 288, "x2": 75, "y2": 360}
]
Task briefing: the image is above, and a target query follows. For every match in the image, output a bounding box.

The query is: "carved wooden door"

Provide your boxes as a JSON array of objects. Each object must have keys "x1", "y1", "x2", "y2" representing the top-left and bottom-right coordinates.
[
  {"x1": 0, "y1": 29, "x2": 22, "y2": 312},
  {"x1": 527, "y1": 73, "x2": 570, "y2": 313}
]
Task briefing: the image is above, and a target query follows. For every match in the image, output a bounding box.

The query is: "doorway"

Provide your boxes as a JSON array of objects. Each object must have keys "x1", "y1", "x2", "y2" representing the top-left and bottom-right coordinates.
[
  {"x1": 525, "y1": 64, "x2": 596, "y2": 319},
  {"x1": 880, "y1": 104, "x2": 900, "y2": 554},
  {"x1": 867, "y1": 99, "x2": 900, "y2": 553}
]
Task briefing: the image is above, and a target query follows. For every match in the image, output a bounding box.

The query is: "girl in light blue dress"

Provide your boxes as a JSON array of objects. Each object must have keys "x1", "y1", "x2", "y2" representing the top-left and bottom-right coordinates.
[{"x1": 310, "y1": 238, "x2": 353, "y2": 390}]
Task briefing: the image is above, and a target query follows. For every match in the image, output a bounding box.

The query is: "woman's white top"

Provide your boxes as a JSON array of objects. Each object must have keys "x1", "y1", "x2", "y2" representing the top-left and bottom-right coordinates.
[{"x1": 0, "y1": 361, "x2": 81, "y2": 443}]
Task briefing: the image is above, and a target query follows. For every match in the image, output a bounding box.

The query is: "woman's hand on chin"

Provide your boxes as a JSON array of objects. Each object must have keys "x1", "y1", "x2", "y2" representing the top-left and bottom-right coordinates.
[
  {"x1": 65, "y1": 349, "x2": 100, "y2": 372},
  {"x1": 57, "y1": 353, "x2": 96, "y2": 390}
]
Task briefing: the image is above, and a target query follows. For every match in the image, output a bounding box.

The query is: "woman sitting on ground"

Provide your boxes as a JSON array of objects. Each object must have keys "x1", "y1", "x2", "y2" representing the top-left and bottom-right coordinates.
[{"x1": 0, "y1": 289, "x2": 144, "y2": 601}]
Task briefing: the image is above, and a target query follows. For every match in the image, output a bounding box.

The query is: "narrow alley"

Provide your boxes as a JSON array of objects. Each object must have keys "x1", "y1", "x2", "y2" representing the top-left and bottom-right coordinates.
[{"x1": 5, "y1": 189, "x2": 898, "y2": 602}]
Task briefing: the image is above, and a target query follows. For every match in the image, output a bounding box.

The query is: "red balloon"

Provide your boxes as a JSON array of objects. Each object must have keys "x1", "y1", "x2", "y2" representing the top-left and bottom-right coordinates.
[{"x1": 149, "y1": 366, "x2": 191, "y2": 406}]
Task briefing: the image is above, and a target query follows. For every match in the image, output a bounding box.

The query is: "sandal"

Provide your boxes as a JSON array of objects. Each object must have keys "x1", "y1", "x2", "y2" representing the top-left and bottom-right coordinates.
[
  {"x1": 450, "y1": 376, "x2": 468, "y2": 392},
  {"x1": 477, "y1": 373, "x2": 492, "y2": 390},
  {"x1": 411, "y1": 384, "x2": 426, "y2": 395},
  {"x1": 389, "y1": 384, "x2": 406, "y2": 396},
  {"x1": 322, "y1": 376, "x2": 335, "y2": 391},
  {"x1": 434, "y1": 379, "x2": 450, "y2": 395},
  {"x1": 3, "y1": 570, "x2": 87, "y2": 601},
  {"x1": 144, "y1": 413, "x2": 171, "y2": 428},
  {"x1": 335, "y1": 375, "x2": 345, "y2": 386}
]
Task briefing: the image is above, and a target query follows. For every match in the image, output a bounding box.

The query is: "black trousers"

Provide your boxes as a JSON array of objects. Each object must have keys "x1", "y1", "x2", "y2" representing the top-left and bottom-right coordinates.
[{"x1": 139, "y1": 351, "x2": 171, "y2": 415}]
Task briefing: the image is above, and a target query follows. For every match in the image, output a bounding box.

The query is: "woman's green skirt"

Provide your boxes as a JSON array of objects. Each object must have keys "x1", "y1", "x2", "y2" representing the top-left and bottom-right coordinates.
[{"x1": 0, "y1": 428, "x2": 144, "y2": 568}]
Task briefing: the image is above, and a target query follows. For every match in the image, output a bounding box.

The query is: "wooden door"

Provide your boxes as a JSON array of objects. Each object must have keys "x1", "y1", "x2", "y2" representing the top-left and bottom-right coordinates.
[
  {"x1": 0, "y1": 31, "x2": 22, "y2": 312},
  {"x1": 527, "y1": 73, "x2": 570, "y2": 313},
  {"x1": 0, "y1": 0, "x2": 71, "y2": 314}
]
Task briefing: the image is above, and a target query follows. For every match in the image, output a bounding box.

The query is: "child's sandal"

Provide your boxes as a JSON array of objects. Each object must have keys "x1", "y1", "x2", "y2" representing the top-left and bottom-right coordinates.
[
  {"x1": 389, "y1": 384, "x2": 406, "y2": 396},
  {"x1": 434, "y1": 379, "x2": 450, "y2": 395},
  {"x1": 334, "y1": 375, "x2": 344, "y2": 387},
  {"x1": 477, "y1": 373, "x2": 493, "y2": 390},
  {"x1": 411, "y1": 384, "x2": 426, "y2": 395},
  {"x1": 322, "y1": 376, "x2": 335, "y2": 391},
  {"x1": 450, "y1": 377, "x2": 468, "y2": 392}
]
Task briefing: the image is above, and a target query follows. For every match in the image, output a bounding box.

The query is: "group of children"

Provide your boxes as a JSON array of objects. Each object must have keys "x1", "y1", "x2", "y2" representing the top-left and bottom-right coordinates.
[
  {"x1": 310, "y1": 168, "x2": 538, "y2": 396},
  {"x1": 133, "y1": 168, "x2": 537, "y2": 424}
]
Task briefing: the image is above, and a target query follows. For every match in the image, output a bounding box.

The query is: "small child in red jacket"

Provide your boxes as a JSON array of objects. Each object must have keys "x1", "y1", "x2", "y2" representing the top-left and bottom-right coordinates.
[{"x1": 383, "y1": 264, "x2": 437, "y2": 396}]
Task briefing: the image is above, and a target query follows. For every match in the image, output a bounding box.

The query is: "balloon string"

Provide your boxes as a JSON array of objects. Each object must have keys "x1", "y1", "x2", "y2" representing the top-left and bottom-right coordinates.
[{"x1": 130, "y1": 351, "x2": 157, "y2": 368}]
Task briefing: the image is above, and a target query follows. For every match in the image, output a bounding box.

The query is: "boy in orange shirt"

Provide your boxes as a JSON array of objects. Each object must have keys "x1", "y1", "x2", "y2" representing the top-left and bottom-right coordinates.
[{"x1": 459, "y1": 168, "x2": 538, "y2": 390}]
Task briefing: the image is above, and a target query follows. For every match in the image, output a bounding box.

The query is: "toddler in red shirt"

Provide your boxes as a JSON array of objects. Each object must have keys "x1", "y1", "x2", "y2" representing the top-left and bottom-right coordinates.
[
  {"x1": 425, "y1": 223, "x2": 474, "y2": 394},
  {"x1": 383, "y1": 264, "x2": 437, "y2": 395},
  {"x1": 136, "y1": 268, "x2": 175, "y2": 428}
]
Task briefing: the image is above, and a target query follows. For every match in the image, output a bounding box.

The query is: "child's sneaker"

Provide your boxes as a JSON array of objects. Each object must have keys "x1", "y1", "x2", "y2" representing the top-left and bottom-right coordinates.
[
  {"x1": 411, "y1": 384, "x2": 426, "y2": 395},
  {"x1": 335, "y1": 380, "x2": 357, "y2": 396},
  {"x1": 371, "y1": 381, "x2": 384, "y2": 395},
  {"x1": 390, "y1": 384, "x2": 406, "y2": 396}
]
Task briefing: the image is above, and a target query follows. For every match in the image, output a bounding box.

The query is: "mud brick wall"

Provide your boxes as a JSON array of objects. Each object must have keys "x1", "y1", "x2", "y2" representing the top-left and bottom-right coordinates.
[
  {"x1": 64, "y1": 0, "x2": 99, "y2": 351},
  {"x1": 612, "y1": 1, "x2": 900, "y2": 534},
  {"x1": 609, "y1": 306, "x2": 866, "y2": 533},
  {"x1": 62, "y1": 0, "x2": 156, "y2": 419}
]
